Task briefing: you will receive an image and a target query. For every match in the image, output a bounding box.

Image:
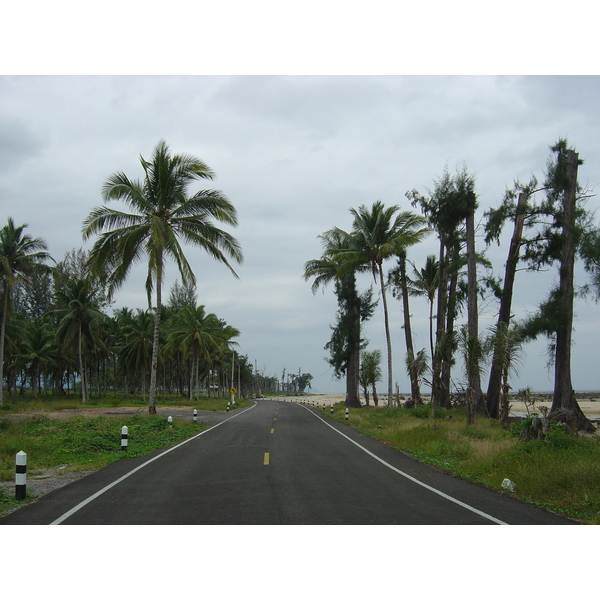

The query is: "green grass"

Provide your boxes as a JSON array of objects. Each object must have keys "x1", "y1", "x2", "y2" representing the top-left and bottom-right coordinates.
[
  {"x1": 0, "y1": 391, "x2": 252, "y2": 516},
  {"x1": 0, "y1": 391, "x2": 250, "y2": 413},
  {"x1": 327, "y1": 403, "x2": 600, "y2": 524}
]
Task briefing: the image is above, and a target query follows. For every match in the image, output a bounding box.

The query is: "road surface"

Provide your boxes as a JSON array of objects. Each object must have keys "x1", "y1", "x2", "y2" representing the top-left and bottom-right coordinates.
[{"x1": 0, "y1": 399, "x2": 575, "y2": 525}]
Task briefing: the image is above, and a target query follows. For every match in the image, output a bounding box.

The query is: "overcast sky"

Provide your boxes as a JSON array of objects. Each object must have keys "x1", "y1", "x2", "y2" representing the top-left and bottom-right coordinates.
[{"x1": 2, "y1": 74, "x2": 599, "y2": 394}]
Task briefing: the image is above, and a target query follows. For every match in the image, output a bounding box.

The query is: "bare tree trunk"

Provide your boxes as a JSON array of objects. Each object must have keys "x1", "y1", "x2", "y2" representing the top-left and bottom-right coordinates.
[
  {"x1": 398, "y1": 253, "x2": 421, "y2": 404},
  {"x1": 148, "y1": 277, "x2": 161, "y2": 415},
  {"x1": 550, "y1": 150, "x2": 594, "y2": 432},
  {"x1": 378, "y1": 262, "x2": 394, "y2": 408},
  {"x1": 78, "y1": 320, "x2": 87, "y2": 404},
  {"x1": 431, "y1": 237, "x2": 447, "y2": 417},
  {"x1": 441, "y1": 258, "x2": 458, "y2": 409},
  {"x1": 346, "y1": 291, "x2": 362, "y2": 408},
  {"x1": 465, "y1": 208, "x2": 483, "y2": 418},
  {"x1": 0, "y1": 288, "x2": 8, "y2": 407},
  {"x1": 487, "y1": 192, "x2": 527, "y2": 418}
]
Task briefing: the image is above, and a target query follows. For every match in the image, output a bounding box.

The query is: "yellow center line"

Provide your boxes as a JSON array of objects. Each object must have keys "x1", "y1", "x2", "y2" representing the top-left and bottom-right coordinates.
[
  {"x1": 264, "y1": 452, "x2": 270, "y2": 465},
  {"x1": 270, "y1": 428, "x2": 275, "y2": 433}
]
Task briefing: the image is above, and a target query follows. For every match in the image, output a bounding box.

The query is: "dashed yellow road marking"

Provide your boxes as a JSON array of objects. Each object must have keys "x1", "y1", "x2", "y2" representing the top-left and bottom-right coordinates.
[
  {"x1": 264, "y1": 452, "x2": 270, "y2": 465},
  {"x1": 270, "y1": 428, "x2": 275, "y2": 434}
]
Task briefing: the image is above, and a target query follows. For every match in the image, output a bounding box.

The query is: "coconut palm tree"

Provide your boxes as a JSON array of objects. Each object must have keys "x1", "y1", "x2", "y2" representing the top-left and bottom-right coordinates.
[
  {"x1": 303, "y1": 228, "x2": 365, "y2": 408},
  {"x1": 82, "y1": 140, "x2": 243, "y2": 413},
  {"x1": 0, "y1": 218, "x2": 51, "y2": 406},
  {"x1": 407, "y1": 254, "x2": 439, "y2": 369},
  {"x1": 54, "y1": 278, "x2": 103, "y2": 403},
  {"x1": 119, "y1": 309, "x2": 155, "y2": 400},
  {"x1": 336, "y1": 201, "x2": 430, "y2": 408},
  {"x1": 165, "y1": 306, "x2": 239, "y2": 400},
  {"x1": 12, "y1": 316, "x2": 56, "y2": 398}
]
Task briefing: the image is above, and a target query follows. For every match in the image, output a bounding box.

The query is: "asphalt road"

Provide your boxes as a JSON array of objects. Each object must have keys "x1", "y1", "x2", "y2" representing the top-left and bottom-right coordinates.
[{"x1": 0, "y1": 399, "x2": 576, "y2": 525}]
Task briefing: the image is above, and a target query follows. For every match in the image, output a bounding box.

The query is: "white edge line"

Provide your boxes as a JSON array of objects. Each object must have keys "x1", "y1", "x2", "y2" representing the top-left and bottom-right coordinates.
[
  {"x1": 50, "y1": 403, "x2": 257, "y2": 525},
  {"x1": 300, "y1": 404, "x2": 508, "y2": 525}
]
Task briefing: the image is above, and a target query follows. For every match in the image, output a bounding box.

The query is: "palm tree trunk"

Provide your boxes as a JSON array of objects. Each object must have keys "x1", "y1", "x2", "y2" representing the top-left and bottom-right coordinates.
[
  {"x1": 148, "y1": 278, "x2": 161, "y2": 415},
  {"x1": 0, "y1": 287, "x2": 8, "y2": 407},
  {"x1": 78, "y1": 320, "x2": 87, "y2": 404},
  {"x1": 378, "y1": 262, "x2": 394, "y2": 408},
  {"x1": 398, "y1": 253, "x2": 421, "y2": 404}
]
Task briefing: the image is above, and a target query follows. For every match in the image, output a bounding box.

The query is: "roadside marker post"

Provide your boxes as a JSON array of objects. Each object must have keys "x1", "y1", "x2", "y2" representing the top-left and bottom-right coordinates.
[
  {"x1": 330, "y1": 406, "x2": 333, "y2": 415},
  {"x1": 121, "y1": 426, "x2": 128, "y2": 451},
  {"x1": 15, "y1": 451, "x2": 27, "y2": 500},
  {"x1": 168, "y1": 416, "x2": 173, "y2": 428},
  {"x1": 227, "y1": 402, "x2": 230, "y2": 412},
  {"x1": 345, "y1": 408, "x2": 349, "y2": 421},
  {"x1": 193, "y1": 409, "x2": 198, "y2": 423}
]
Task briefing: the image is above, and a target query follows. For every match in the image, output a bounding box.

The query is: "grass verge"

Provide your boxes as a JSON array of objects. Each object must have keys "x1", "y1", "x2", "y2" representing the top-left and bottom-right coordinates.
[
  {"x1": 0, "y1": 391, "x2": 250, "y2": 414},
  {"x1": 325, "y1": 402, "x2": 600, "y2": 524},
  {"x1": 0, "y1": 412, "x2": 210, "y2": 517}
]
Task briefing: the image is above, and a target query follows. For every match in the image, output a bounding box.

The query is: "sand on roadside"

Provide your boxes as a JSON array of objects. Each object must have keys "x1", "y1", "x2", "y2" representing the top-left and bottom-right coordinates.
[{"x1": 280, "y1": 393, "x2": 600, "y2": 417}]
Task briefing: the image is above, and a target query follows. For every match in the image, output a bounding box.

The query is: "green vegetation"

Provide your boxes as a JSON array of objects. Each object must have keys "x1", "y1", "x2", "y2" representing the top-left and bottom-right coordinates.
[
  {"x1": 326, "y1": 402, "x2": 600, "y2": 524},
  {"x1": 0, "y1": 393, "x2": 250, "y2": 517}
]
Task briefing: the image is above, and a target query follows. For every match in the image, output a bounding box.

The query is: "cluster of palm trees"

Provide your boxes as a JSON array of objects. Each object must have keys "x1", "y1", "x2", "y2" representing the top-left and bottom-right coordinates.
[
  {"x1": 304, "y1": 201, "x2": 430, "y2": 408},
  {"x1": 2, "y1": 276, "x2": 245, "y2": 404},
  {"x1": 1, "y1": 141, "x2": 245, "y2": 412}
]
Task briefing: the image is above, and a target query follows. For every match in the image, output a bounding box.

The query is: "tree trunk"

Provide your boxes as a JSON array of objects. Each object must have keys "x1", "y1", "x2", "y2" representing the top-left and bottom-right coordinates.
[
  {"x1": 378, "y1": 262, "x2": 394, "y2": 408},
  {"x1": 550, "y1": 150, "x2": 594, "y2": 432},
  {"x1": 431, "y1": 237, "x2": 447, "y2": 416},
  {"x1": 0, "y1": 287, "x2": 8, "y2": 407},
  {"x1": 441, "y1": 256, "x2": 458, "y2": 409},
  {"x1": 465, "y1": 207, "x2": 484, "y2": 417},
  {"x1": 487, "y1": 192, "x2": 527, "y2": 418},
  {"x1": 78, "y1": 320, "x2": 87, "y2": 404},
  {"x1": 148, "y1": 277, "x2": 161, "y2": 415},
  {"x1": 345, "y1": 289, "x2": 362, "y2": 408},
  {"x1": 398, "y1": 253, "x2": 421, "y2": 404}
]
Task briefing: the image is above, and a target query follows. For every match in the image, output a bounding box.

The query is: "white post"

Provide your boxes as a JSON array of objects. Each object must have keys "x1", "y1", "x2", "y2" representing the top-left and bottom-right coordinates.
[
  {"x1": 15, "y1": 451, "x2": 27, "y2": 500},
  {"x1": 193, "y1": 409, "x2": 198, "y2": 423},
  {"x1": 121, "y1": 426, "x2": 128, "y2": 451},
  {"x1": 345, "y1": 408, "x2": 349, "y2": 421},
  {"x1": 168, "y1": 416, "x2": 173, "y2": 428},
  {"x1": 330, "y1": 405, "x2": 333, "y2": 415}
]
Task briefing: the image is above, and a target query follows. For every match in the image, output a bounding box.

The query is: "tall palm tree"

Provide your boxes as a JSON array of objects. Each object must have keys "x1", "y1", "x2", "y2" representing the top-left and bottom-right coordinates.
[
  {"x1": 120, "y1": 309, "x2": 155, "y2": 400},
  {"x1": 337, "y1": 201, "x2": 430, "y2": 408},
  {"x1": 407, "y1": 254, "x2": 439, "y2": 370},
  {"x1": 12, "y1": 316, "x2": 56, "y2": 398},
  {"x1": 165, "y1": 306, "x2": 239, "y2": 400},
  {"x1": 82, "y1": 140, "x2": 243, "y2": 414},
  {"x1": 0, "y1": 218, "x2": 51, "y2": 406},
  {"x1": 303, "y1": 228, "x2": 364, "y2": 407},
  {"x1": 54, "y1": 278, "x2": 103, "y2": 403}
]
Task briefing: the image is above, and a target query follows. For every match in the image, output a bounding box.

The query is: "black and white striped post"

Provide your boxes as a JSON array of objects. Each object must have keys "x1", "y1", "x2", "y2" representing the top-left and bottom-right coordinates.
[
  {"x1": 15, "y1": 451, "x2": 27, "y2": 500},
  {"x1": 121, "y1": 426, "x2": 128, "y2": 451},
  {"x1": 193, "y1": 409, "x2": 198, "y2": 423},
  {"x1": 345, "y1": 408, "x2": 349, "y2": 421},
  {"x1": 330, "y1": 405, "x2": 333, "y2": 415},
  {"x1": 226, "y1": 402, "x2": 230, "y2": 412}
]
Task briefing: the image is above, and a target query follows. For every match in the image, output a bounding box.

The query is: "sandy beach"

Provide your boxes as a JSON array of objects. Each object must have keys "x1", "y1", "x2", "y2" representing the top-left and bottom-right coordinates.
[{"x1": 279, "y1": 392, "x2": 600, "y2": 418}]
